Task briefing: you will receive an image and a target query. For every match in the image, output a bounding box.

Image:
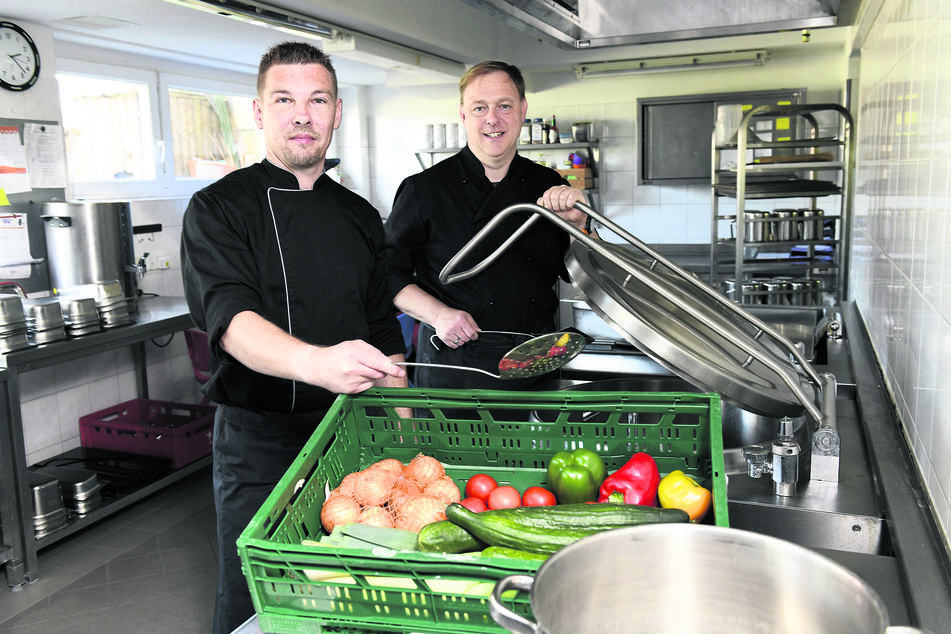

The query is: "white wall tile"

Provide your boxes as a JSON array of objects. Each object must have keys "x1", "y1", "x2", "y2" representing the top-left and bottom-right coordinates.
[
  {"x1": 87, "y1": 374, "x2": 121, "y2": 413},
  {"x1": 21, "y1": 394, "x2": 62, "y2": 459},
  {"x1": 54, "y1": 357, "x2": 88, "y2": 391},
  {"x1": 852, "y1": 0, "x2": 951, "y2": 548},
  {"x1": 85, "y1": 348, "x2": 126, "y2": 381},
  {"x1": 56, "y1": 383, "x2": 91, "y2": 438}
]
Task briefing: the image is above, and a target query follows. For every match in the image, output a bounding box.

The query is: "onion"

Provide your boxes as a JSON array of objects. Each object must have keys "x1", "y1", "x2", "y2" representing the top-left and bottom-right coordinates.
[
  {"x1": 387, "y1": 477, "x2": 422, "y2": 516},
  {"x1": 354, "y1": 469, "x2": 398, "y2": 507},
  {"x1": 396, "y1": 496, "x2": 448, "y2": 532},
  {"x1": 336, "y1": 471, "x2": 361, "y2": 498},
  {"x1": 368, "y1": 458, "x2": 404, "y2": 476},
  {"x1": 423, "y1": 476, "x2": 461, "y2": 505},
  {"x1": 320, "y1": 494, "x2": 361, "y2": 532},
  {"x1": 359, "y1": 505, "x2": 395, "y2": 528},
  {"x1": 405, "y1": 453, "x2": 445, "y2": 487}
]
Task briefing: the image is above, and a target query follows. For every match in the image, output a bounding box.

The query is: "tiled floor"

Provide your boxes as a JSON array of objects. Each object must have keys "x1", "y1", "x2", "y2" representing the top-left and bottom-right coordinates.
[{"x1": 0, "y1": 467, "x2": 217, "y2": 633}]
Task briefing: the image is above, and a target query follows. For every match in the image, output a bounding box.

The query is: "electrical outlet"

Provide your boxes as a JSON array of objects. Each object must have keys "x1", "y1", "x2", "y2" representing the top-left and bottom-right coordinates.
[{"x1": 156, "y1": 255, "x2": 172, "y2": 270}]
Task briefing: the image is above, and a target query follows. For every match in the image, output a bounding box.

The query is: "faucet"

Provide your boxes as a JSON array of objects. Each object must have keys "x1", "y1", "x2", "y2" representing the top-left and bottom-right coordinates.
[
  {"x1": 743, "y1": 417, "x2": 800, "y2": 497},
  {"x1": 743, "y1": 373, "x2": 841, "y2": 496},
  {"x1": 810, "y1": 373, "x2": 840, "y2": 482}
]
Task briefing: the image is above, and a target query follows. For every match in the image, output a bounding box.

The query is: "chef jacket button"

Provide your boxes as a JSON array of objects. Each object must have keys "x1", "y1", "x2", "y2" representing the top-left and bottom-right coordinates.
[
  {"x1": 530, "y1": 298, "x2": 536, "y2": 303},
  {"x1": 526, "y1": 256, "x2": 534, "y2": 262},
  {"x1": 488, "y1": 300, "x2": 495, "y2": 306},
  {"x1": 461, "y1": 178, "x2": 468, "y2": 184}
]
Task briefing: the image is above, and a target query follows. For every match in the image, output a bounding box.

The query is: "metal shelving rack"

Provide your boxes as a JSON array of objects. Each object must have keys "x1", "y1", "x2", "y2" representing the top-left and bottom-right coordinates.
[
  {"x1": 0, "y1": 297, "x2": 200, "y2": 588},
  {"x1": 710, "y1": 104, "x2": 854, "y2": 305}
]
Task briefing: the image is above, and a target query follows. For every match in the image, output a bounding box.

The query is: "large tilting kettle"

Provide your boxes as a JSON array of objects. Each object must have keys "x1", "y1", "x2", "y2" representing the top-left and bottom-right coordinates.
[
  {"x1": 439, "y1": 201, "x2": 841, "y2": 496},
  {"x1": 41, "y1": 201, "x2": 139, "y2": 306}
]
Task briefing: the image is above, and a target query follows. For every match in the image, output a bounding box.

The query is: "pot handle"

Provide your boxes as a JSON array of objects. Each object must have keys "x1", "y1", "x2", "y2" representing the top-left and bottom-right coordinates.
[{"x1": 489, "y1": 574, "x2": 539, "y2": 634}]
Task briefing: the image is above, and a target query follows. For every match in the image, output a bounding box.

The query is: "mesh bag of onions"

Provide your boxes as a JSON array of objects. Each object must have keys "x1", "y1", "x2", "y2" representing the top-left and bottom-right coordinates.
[{"x1": 320, "y1": 453, "x2": 461, "y2": 533}]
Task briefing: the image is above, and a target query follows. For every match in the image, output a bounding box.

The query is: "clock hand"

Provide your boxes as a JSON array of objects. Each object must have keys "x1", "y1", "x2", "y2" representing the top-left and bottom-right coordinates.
[{"x1": 8, "y1": 53, "x2": 27, "y2": 72}]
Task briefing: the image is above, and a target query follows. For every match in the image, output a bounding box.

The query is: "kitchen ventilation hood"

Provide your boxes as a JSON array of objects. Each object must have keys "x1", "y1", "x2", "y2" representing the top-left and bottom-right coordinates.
[{"x1": 460, "y1": 0, "x2": 862, "y2": 48}]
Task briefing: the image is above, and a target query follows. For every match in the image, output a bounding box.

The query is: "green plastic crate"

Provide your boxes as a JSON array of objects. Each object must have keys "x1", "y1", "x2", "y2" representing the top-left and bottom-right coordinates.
[{"x1": 237, "y1": 387, "x2": 726, "y2": 634}]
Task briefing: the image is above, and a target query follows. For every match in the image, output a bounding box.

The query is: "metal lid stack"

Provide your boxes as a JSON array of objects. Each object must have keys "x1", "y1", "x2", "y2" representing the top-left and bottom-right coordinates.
[
  {"x1": 33, "y1": 465, "x2": 105, "y2": 517},
  {"x1": 61, "y1": 297, "x2": 101, "y2": 337},
  {"x1": 29, "y1": 471, "x2": 68, "y2": 539},
  {"x1": 95, "y1": 279, "x2": 133, "y2": 329},
  {"x1": 25, "y1": 298, "x2": 67, "y2": 345},
  {"x1": 0, "y1": 295, "x2": 31, "y2": 353}
]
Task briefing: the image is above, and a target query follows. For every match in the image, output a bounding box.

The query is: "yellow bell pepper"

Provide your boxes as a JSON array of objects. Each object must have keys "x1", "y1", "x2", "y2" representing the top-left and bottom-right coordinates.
[{"x1": 658, "y1": 470, "x2": 712, "y2": 522}]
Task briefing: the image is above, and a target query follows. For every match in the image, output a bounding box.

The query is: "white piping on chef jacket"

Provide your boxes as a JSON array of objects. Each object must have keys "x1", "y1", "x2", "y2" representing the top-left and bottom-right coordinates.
[{"x1": 266, "y1": 187, "x2": 297, "y2": 411}]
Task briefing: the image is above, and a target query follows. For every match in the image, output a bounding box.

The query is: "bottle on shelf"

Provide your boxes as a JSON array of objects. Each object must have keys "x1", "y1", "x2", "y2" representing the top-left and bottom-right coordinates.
[
  {"x1": 531, "y1": 117, "x2": 544, "y2": 144},
  {"x1": 520, "y1": 119, "x2": 532, "y2": 145},
  {"x1": 549, "y1": 115, "x2": 560, "y2": 144}
]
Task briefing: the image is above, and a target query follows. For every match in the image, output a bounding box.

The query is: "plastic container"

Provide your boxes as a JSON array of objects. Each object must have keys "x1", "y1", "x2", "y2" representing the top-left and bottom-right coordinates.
[
  {"x1": 79, "y1": 399, "x2": 215, "y2": 468},
  {"x1": 238, "y1": 387, "x2": 726, "y2": 634}
]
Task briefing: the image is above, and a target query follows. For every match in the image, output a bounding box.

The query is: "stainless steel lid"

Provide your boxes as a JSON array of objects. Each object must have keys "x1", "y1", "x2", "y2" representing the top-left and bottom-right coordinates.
[
  {"x1": 436, "y1": 201, "x2": 820, "y2": 420},
  {"x1": 566, "y1": 239, "x2": 811, "y2": 418}
]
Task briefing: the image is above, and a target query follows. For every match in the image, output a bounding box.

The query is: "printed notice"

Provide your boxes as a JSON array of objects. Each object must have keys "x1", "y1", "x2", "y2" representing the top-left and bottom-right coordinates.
[
  {"x1": 0, "y1": 126, "x2": 31, "y2": 194},
  {"x1": 24, "y1": 123, "x2": 68, "y2": 189},
  {"x1": 0, "y1": 212, "x2": 42, "y2": 278}
]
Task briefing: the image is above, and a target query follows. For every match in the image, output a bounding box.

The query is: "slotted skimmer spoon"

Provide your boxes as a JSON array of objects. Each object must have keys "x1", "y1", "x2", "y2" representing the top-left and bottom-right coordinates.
[{"x1": 397, "y1": 330, "x2": 588, "y2": 380}]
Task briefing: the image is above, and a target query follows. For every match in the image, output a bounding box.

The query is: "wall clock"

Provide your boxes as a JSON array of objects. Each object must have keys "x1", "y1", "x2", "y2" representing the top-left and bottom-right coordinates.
[{"x1": 0, "y1": 21, "x2": 40, "y2": 91}]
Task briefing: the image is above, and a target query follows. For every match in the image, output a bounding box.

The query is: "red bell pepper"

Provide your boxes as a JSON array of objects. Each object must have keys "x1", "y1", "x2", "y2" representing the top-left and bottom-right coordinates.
[{"x1": 597, "y1": 452, "x2": 660, "y2": 506}]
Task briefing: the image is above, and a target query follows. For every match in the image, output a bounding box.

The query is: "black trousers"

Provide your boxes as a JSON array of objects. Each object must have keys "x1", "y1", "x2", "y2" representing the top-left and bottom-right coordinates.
[{"x1": 211, "y1": 405, "x2": 319, "y2": 634}]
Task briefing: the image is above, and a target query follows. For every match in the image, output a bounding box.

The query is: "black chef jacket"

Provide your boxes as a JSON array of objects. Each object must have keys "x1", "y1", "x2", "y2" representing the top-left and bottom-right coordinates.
[
  {"x1": 384, "y1": 146, "x2": 571, "y2": 335},
  {"x1": 181, "y1": 159, "x2": 406, "y2": 418}
]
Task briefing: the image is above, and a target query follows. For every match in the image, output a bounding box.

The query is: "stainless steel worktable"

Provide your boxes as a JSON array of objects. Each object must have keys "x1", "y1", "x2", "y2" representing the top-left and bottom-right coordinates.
[{"x1": 0, "y1": 296, "x2": 204, "y2": 589}]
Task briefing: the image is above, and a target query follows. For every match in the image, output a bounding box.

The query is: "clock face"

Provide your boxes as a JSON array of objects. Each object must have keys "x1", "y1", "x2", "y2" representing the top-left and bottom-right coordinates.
[{"x1": 0, "y1": 21, "x2": 40, "y2": 91}]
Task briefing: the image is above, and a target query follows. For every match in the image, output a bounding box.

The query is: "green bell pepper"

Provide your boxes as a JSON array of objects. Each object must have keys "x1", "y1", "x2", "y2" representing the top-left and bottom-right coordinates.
[{"x1": 546, "y1": 448, "x2": 607, "y2": 504}]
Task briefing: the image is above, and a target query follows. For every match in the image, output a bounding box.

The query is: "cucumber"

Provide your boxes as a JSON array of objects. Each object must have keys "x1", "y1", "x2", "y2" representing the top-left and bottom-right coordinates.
[
  {"x1": 481, "y1": 546, "x2": 548, "y2": 562},
  {"x1": 416, "y1": 519, "x2": 485, "y2": 553},
  {"x1": 444, "y1": 502, "x2": 688, "y2": 555}
]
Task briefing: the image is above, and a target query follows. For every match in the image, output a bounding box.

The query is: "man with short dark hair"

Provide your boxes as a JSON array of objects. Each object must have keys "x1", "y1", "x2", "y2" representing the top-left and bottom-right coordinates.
[
  {"x1": 384, "y1": 60, "x2": 592, "y2": 391},
  {"x1": 181, "y1": 41, "x2": 408, "y2": 633}
]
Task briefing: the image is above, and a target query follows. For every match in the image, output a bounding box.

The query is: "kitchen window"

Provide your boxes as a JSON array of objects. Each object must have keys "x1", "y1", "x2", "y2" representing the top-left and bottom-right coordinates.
[
  {"x1": 56, "y1": 63, "x2": 159, "y2": 197},
  {"x1": 56, "y1": 60, "x2": 261, "y2": 199},
  {"x1": 160, "y1": 74, "x2": 263, "y2": 182}
]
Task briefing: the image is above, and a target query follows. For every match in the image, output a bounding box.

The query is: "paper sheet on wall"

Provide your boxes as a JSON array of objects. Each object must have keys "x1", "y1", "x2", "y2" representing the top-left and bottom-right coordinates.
[
  {"x1": 0, "y1": 212, "x2": 42, "y2": 279},
  {"x1": 24, "y1": 123, "x2": 68, "y2": 189},
  {"x1": 0, "y1": 126, "x2": 31, "y2": 194}
]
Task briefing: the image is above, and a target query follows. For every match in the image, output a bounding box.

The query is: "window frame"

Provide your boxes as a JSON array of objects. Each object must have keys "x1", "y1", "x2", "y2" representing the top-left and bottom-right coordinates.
[
  {"x1": 158, "y1": 72, "x2": 260, "y2": 196},
  {"x1": 56, "y1": 58, "x2": 259, "y2": 200}
]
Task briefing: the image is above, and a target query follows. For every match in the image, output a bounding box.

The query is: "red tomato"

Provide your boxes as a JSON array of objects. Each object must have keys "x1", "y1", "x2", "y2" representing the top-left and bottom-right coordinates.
[
  {"x1": 465, "y1": 473, "x2": 498, "y2": 502},
  {"x1": 487, "y1": 485, "x2": 522, "y2": 510},
  {"x1": 460, "y1": 496, "x2": 487, "y2": 512},
  {"x1": 521, "y1": 486, "x2": 556, "y2": 507}
]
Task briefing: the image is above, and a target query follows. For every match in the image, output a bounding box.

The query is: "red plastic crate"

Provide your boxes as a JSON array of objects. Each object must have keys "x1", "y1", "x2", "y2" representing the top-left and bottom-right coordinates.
[{"x1": 79, "y1": 399, "x2": 215, "y2": 468}]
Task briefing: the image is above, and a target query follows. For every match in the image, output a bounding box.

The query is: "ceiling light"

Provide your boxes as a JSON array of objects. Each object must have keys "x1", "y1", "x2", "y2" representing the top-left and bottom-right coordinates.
[
  {"x1": 164, "y1": 0, "x2": 464, "y2": 80},
  {"x1": 574, "y1": 49, "x2": 768, "y2": 78},
  {"x1": 164, "y1": 0, "x2": 334, "y2": 38},
  {"x1": 322, "y1": 34, "x2": 464, "y2": 81}
]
